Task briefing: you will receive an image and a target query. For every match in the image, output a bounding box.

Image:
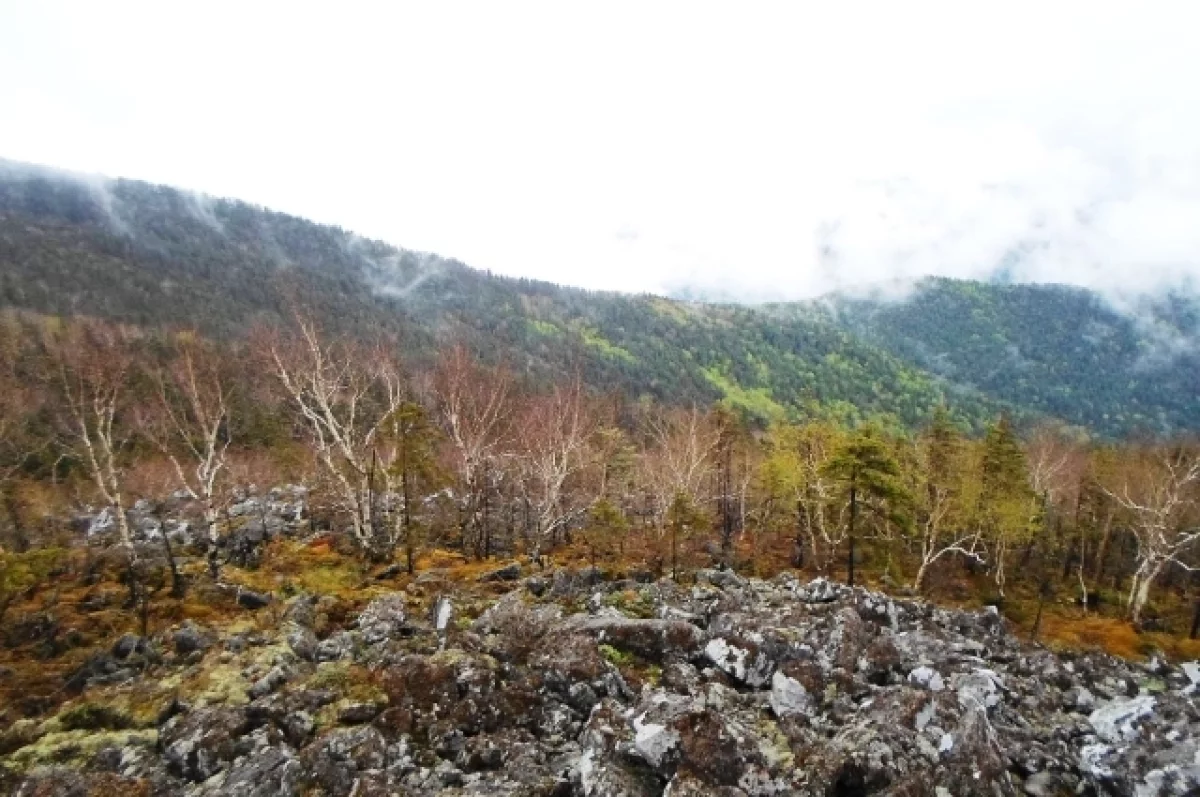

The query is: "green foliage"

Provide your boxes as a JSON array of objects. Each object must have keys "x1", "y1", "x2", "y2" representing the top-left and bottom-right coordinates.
[
  {"x1": 0, "y1": 547, "x2": 64, "y2": 620},
  {"x1": 823, "y1": 426, "x2": 913, "y2": 532},
  {"x1": 599, "y1": 643, "x2": 634, "y2": 667}
]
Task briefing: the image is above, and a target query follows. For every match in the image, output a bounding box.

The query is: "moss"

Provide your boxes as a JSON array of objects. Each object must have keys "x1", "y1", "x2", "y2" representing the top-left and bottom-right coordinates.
[
  {"x1": 599, "y1": 644, "x2": 633, "y2": 667},
  {"x1": 602, "y1": 589, "x2": 656, "y2": 619},
  {"x1": 755, "y1": 716, "x2": 795, "y2": 771},
  {"x1": 56, "y1": 703, "x2": 130, "y2": 732},
  {"x1": 187, "y1": 661, "x2": 251, "y2": 706},
  {"x1": 3, "y1": 728, "x2": 157, "y2": 773},
  {"x1": 308, "y1": 661, "x2": 353, "y2": 691}
]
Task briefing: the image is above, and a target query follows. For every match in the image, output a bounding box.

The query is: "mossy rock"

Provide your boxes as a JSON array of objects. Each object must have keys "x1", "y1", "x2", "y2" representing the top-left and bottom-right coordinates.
[
  {"x1": 56, "y1": 703, "x2": 131, "y2": 732},
  {"x1": 3, "y1": 728, "x2": 157, "y2": 773}
]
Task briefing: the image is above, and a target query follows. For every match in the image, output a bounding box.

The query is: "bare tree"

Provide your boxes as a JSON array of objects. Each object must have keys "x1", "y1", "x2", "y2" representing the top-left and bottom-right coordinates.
[
  {"x1": 430, "y1": 345, "x2": 512, "y2": 558},
  {"x1": 264, "y1": 317, "x2": 404, "y2": 559},
  {"x1": 137, "y1": 333, "x2": 232, "y2": 579},
  {"x1": 44, "y1": 320, "x2": 137, "y2": 556},
  {"x1": 517, "y1": 378, "x2": 596, "y2": 559},
  {"x1": 1103, "y1": 445, "x2": 1200, "y2": 624},
  {"x1": 637, "y1": 405, "x2": 719, "y2": 536},
  {"x1": 0, "y1": 315, "x2": 49, "y2": 550}
]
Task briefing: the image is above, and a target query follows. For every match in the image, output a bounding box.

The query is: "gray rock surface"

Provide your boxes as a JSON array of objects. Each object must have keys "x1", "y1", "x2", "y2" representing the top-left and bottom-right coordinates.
[{"x1": 8, "y1": 571, "x2": 1200, "y2": 796}]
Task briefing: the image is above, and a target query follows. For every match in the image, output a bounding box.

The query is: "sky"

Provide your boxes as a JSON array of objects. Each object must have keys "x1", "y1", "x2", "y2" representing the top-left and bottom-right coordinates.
[{"x1": 1, "y1": 1, "x2": 1198, "y2": 302}]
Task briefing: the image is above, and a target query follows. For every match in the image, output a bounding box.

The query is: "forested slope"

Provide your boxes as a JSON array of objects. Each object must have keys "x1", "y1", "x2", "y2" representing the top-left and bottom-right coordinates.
[
  {"x1": 806, "y1": 278, "x2": 1200, "y2": 436},
  {"x1": 2, "y1": 158, "x2": 1197, "y2": 435}
]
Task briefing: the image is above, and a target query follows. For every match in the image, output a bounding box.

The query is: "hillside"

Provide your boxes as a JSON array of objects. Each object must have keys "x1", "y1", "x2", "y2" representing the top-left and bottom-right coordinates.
[
  {"x1": 804, "y1": 279, "x2": 1200, "y2": 436},
  {"x1": 1, "y1": 158, "x2": 1197, "y2": 435}
]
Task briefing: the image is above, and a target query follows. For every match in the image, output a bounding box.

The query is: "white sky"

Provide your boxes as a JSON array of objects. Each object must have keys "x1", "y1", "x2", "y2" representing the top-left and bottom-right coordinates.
[{"x1": 2, "y1": 1, "x2": 1198, "y2": 301}]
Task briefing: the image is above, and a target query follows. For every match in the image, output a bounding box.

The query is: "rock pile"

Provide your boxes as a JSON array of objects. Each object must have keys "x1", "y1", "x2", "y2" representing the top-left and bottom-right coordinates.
[{"x1": 5, "y1": 572, "x2": 1198, "y2": 796}]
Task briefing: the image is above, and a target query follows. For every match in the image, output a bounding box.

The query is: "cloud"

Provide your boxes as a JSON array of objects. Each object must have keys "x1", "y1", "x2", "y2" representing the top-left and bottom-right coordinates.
[{"x1": 0, "y1": 2, "x2": 1197, "y2": 307}]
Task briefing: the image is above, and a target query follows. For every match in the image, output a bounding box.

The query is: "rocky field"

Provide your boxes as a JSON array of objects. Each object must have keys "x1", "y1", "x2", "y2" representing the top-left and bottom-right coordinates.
[{"x1": 2, "y1": 563, "x2": 1198, "y2": 796}]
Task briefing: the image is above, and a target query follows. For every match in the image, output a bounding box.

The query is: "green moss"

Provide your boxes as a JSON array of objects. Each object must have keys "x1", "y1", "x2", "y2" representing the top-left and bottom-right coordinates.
[
  {"x1": 599, "y1": 644, "x2": 634, "y2": 667},
  {"x1": 3, "y1": 728, "x2": 157, "y2": 773},
  {"x1": 56, "y1": 703, "x2": 130, "y2": 732},
  {"x1": 602, "y1": 589, "x2": 656, "y2": 619}
]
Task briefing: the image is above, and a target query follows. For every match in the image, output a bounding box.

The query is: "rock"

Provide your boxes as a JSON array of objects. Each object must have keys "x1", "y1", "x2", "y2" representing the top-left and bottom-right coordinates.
[
  {"x1": 704, "y1": 635, "x2": 774, "y2": 687},
  {"x1": 633, "y1": 710, "x2": 681, "y2": 769},
  {"x1": 375, "y1": 563, "x2": 404, "y2": 580},
  {"x1": 173, "y1": 621, "x2": 211, "y2": 655},
  {"x1": 1088, "y1": 694, "x2": 1156, "y2": 743},
  {"x1": 799, "y1": 576, "x2": 843, "y2": 603},
  {"x1": 236, "y1": 589, "x2": 272, "y2": 610},
  {"x1": 337, "y1": 701, "x2": 382, "y2": 724},
  {"x1": 356, "y1": 593, "x2": 410, "y2": 644},
  {"x1": 298, "y1": 726, "x2": 387, "y2": 795},
  {"x1": 248, "y1": 666, "x2": 290, "y2": 699},
  {"x1": 161, "y1": 707, "x2": 248, "y2": 781},
  {"x1": 285, "y1": 623, "x2": 318, "y2": 661},
  {"x1": 526, "y1": 575, "x2": 548, "y2": 597},
  {"x1": 908, "y1": 666, "x2": 945, "y2": 692},
  {"x1": 562, "y1": 615, "x2": 705, "y2": 662},
  {"x1": 1181, "y1": 660, "x2": 1200, "y2": 693},
  {"x1": 219, "y1": 745, "x2": 302, "y2": 796},
  {"x1": 769, "y1": 670, "x2": 810, "y2": 717},
  {"x1": 315, "y1": 631, "x2": 354, "y2": 662},
  {"x1": 480, "y1": 562, "x2": 522, "y2": 582},
  {"x1": 111, "y1": 633, "x2": 145, "y2": 659}
]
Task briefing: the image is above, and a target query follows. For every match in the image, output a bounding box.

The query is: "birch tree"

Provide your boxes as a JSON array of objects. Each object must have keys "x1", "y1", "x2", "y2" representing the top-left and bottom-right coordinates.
[
  {"x1": 138, "y1": 333, "x2": 231, "y2": 579},
  {"x1": 1103, "y1": 445, "x2": 1200, "y2": 624},
  {"x1": 45, "y1": 320, "x2": 137, "y2": 555},
  {"x1": 430, "y1": 344, "x2": 512, "y2": 558},
  {"x1": 517, "y1": 378, "x2": 596, "y2": 559},
  {"x1": 265, "y1": 318, "x2": 404, "y2": 559},
  {"x1": 907, "y1": 407, "x2": 984, "y2": 592}
]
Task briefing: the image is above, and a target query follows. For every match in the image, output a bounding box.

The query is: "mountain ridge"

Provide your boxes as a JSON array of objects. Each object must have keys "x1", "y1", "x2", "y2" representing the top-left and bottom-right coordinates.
[{"x1": 1, "y1": 158, "x2": 1197, "y2": 436}]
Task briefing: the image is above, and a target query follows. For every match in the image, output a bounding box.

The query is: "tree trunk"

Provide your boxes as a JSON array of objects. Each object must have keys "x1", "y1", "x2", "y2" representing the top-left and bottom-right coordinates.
[
  {"x1": 204, "y1": 504, "x2": 221, "y2": 580},
  {"x1": 847, "y1": 482, "x2": 857, "y2": 587},
  {"x1": 1031, "y1": 585, "x2": 1047, "y2": 641},
  {"x1": 158, "y1": 518, "x2": 185, "y2": 599}
]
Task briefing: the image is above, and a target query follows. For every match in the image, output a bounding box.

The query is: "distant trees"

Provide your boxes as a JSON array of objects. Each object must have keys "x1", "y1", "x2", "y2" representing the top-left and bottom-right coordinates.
[
  {"x1": 431, "y1": 345, "x2": 513, "y2": 559},
  {"x1": 516, "y1": 378, "x2": 597, "y2": 560},
  {"x1": 977, "y1": 415, "x2": 1033, "y2": 597},
  {"x1": 5, "y1": 306, "x2": 1200, "y2": 643}
]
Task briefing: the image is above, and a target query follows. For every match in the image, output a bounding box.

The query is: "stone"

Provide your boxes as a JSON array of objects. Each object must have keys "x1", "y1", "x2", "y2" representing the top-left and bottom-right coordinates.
[
  {"x1": 908, "y1": 666, "x2": 945, "y2": 692},
  {"x1": 1088, "y1": 695, "x2": 1156, "y2": 743},
  {"x1": 173, "y1": 622, "x2": 211, "y2": 655},
  {"x1": 356, "y1": 593, "x2": 409, "y2": 644},
  {"x1": 704, "y1": 636, "x2": 774, "y2": 687},
  {"x1": 479, "y1": 562, "x2": 522, "y2": 582},
  {"x1": 236, "y1": 589, "x2": 271, "y2": 610},
  {"x1": 769, "y1": 670, "x2": 810, "y2": 717}
]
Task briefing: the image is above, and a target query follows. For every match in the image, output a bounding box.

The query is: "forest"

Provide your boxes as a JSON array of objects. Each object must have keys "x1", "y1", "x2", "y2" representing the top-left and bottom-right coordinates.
[
  {"x1": 3, "y1": 159, "x2": 1200, "y2": 438},
  {"x1": 2, "y1": 306, "x2": 1199, "y2": 681}
]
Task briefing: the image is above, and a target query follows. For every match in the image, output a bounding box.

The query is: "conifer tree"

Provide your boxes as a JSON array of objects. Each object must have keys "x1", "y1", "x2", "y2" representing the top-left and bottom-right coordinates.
[{"x1": 823, "y1": 424, "x2": 912, "y2": 586}]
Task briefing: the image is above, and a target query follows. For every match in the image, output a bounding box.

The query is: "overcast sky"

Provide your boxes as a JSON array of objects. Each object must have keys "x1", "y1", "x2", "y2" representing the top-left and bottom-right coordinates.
[{"x1": 2, "y1": 1, "x2": 1198, "y2": 301}]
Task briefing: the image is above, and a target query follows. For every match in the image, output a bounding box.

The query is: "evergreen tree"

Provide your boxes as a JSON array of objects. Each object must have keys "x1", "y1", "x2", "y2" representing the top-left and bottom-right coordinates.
[{"x1": 822, "y1": 424, "x2": 912, "y2": 586}]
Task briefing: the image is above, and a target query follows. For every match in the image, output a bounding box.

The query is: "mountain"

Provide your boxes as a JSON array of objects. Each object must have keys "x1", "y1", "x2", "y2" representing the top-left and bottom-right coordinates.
[
  {"x1": 1, "y1": 158, "x2": 1197, "y2": 436},
  {"x1": 803, "y1": 279, "x2": 1200, "y2": 436}
]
